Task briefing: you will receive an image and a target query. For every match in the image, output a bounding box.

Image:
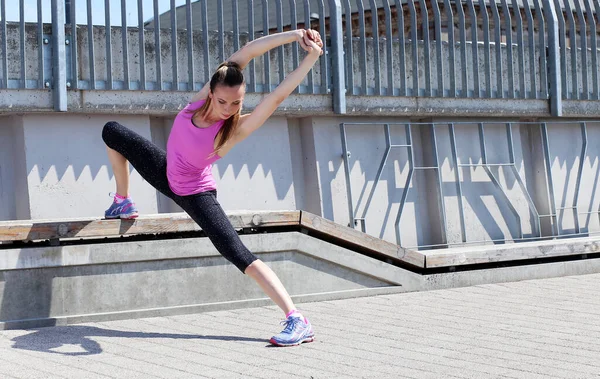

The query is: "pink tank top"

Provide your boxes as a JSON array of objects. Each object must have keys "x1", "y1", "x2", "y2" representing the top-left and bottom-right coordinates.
[{"x1": 167, "y1": 99, "x2": 224, "y2": 196}]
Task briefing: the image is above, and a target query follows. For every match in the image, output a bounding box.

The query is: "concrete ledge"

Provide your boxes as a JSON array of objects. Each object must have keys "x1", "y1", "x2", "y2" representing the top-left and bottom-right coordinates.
[
  {"x1": 0, "y1": 211, "x2": 300, "y2": 242},
  {"x1": 2, "y1": 89, "x2": 600, "y2": 119},
  {"x1": 0, "y1": 211, "x2": 423, "y2": 269},
  {"x1": 423, "y1": 236, "x2": 600, "y2": 268}
]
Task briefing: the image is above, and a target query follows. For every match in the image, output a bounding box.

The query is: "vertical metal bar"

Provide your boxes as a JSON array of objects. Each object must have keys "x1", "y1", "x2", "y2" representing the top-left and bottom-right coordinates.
[
  {"x1": 522, "y1": 0, "x2": 537, "y2": 98},
  {"x1": 38, "y1": 0, "x2": 44, "y2": 89},
  {"x1": 316, "y1": 0, "x2": 329, "y2": 94},
  {"x1": 233, "y1": 0, "x2": 239, "y2": 52},
  {"x1": 288, "y1": 0, "x2": 299, "y2": 74},
  {"x1": 0, "y1": 0, "x2": 6, "y2": 88},
  {"x1": 19, "y1": 0, "x2": 26, "y2": 88},
  {"x1": 343, "y1": 0, "x2": 354, "y2": 95},
  {"x1": 593, "y1": 0, "x2": 600, "y2": 98},
  {"x1": 541, "y1": 122, "x2": 559, "y2": 235},
  {"x1": 479, "y1": 0, "x2": 491, "y2": 98},
  {"x1": 121, "y1": 0, "x2": 129, "y2": 90},
  {"x1": 583, "y1": 0, "x2": 598, "y2": 99},
  {"x1": 552, "y1": 0, "x2": 567, "y2": 98},
  {"x1": 418, "y1": 0, "x2": 431, "y2": 96},
  {"x1": 431, "y1": 124, "x2": 448, "y2": 244},
  {"x1": 443, "y1": 0, "x2": 456, "y2": 97},
  {"x1": 511, "y1": 0, "x2": 525, "y2": 98},
  {"x1": 357, "y1": 0, "x2": 368, "y2": 95},
  {"x1": 572, "y1": 122, "x2": 588, "y2": 234},
  {"x1": 87, "y1": 0, "x2": 95, "y2": 89},
  {"x1": 360, "y1": 124, "x2": 392, "y2": 233},
  {"x1": 51, "y1": 0, "x2": 67, "y2": 111},
  {"x1": 507, "y1": 123, "x2": 541, "y2": 237},
  {"x1": 329, "y1": 0, "x2": 346, "y2": 112},
  {"x1": 275, "y1": 0, "x2": 285, "y2": 86},
  {"x1": 396, "y1": 124, "x2": 414, "y2": 246},
  {"x1": 201, "y1": 0, "x2": 210, "y2": 87},
  {"x1": 594, "y1": 0, "x2": 600, "y2": 33},
  {"x1": 186, "y1": 0, "x2": 194, "y2": 91},
  {"x1": 563, "y1": 0, "x2": 578, "y2": 99},
  {"x1": 480, "y1": 123, "x2": 523, "y2": 239},
  {"x1": 247, "y1": 0, "x2": 256, "y2": 92},
  {"x1": 171, "y1": 0, "x2": 179, "y2": 90},
  {"x1": 431, "y1": 0, "x2": 443, "y2": 97},
  {"x1": 465, "y1": 0, "x2": 479, "y2": 97},
  {"x1": 217, "y1": 0, "x2": 224, "y2": 62},
  {"x1": 449, "y1": 124, "x2": 466, "y2": 242},
  {"x1": 500, "y1": 0, "x2": 514, "y2": 98},
  {"x1": 533, "y1": 0, "x2": 547, "y2": 98},
  {"x1": 573, "y1": 0, "x2": 588, "y2": 100},
  {"x1": 455, "y1": 0, "x2": 469, "y2": 97},
  {"x1": 382, "y1": 0, "x2": 394, "y2": 96},
  {"x1": 368, "y1": 0, "x2": 381, "y2": 95},
  {"x1": 262, "y1": 0, "x2": 271, "y2": 92},
  {"x1": 105, "y1": 0, "x2": 113, "y2": 89},
  {"x1": 395, "y1": 0, "x2": 407, "y2": 96},
  {"x1": 544, "y1": 0, "x2": 563, "y2": 114},
  {"x1": 490, "y1": 0, "x2": 504, "y2": 97},
  {"x1": 303, "y1": 0, "x2": 314, "y2": 93},
  {"x1": 407, "y1": 0, "x2": 419, "y2": 95},
  {"x1": 137, "y1": 0, "x2": 145, "y2": 90},
  {"x1": 153, "y1": 0, "x2": 162, "y2": 90},
  {"x1": 340, "y1": 123, "x2": 356, "y2": 228}
]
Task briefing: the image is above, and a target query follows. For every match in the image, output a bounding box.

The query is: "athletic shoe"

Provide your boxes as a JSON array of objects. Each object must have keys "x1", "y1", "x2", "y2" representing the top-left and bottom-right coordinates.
[
  {"x1": 104, "y1": 193, "x2": 139, "y2": 219},
  {"x1": 270, "y1": 315, "x2": 314, "y2": 347}
]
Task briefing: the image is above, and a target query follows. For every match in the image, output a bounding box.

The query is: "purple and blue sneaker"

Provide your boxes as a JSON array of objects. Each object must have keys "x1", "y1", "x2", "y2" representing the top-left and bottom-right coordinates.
[
  {"x1": 104, "y1": 194, "x2": 139, "y2": 219},
  {"x1": 270, "y1": 315, "x2": 315, "y2": 347}
]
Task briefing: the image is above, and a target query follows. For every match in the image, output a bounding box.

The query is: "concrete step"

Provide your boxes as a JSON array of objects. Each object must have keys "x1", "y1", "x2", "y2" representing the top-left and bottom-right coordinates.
[{"x1": 1, "y1": 211, "x2": 600, "y2": 329}]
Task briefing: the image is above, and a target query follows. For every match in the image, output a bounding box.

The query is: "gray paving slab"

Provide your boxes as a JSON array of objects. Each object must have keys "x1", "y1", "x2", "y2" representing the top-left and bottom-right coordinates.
[{"x1": 2, "y1": 273, "x2": 600, "y2": 379}]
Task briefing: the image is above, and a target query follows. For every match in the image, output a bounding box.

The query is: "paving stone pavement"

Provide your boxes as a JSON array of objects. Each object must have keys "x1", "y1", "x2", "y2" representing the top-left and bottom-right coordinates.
[{"x1": 1, "y1": 273, "x2": 600, "y2": 379}]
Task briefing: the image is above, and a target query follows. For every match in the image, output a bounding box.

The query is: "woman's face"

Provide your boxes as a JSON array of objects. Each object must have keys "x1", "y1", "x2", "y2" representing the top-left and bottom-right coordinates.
[{"x1": 209, "y1": 84, "x2": 245, "y2": 119}]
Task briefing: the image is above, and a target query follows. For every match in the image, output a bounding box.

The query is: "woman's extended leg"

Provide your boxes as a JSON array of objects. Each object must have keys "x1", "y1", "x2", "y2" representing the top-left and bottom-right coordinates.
[
  {"x1": 244, "y1": 260, "x2": 295, "y2": 314},
  {"x1": 178, "y1": 192, "x2": 314, "y2": 346}
]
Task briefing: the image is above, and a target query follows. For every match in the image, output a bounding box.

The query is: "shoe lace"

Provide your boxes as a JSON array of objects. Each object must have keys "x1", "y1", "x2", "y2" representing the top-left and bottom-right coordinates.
[{"x1": 280, "y1": 317, "x2": 300, "y2": 334}]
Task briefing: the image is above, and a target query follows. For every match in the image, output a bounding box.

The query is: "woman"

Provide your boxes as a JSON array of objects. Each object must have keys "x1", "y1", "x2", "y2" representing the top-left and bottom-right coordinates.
[{"x1": 101, "y1": 29, "x2": 323, "y2": 347}]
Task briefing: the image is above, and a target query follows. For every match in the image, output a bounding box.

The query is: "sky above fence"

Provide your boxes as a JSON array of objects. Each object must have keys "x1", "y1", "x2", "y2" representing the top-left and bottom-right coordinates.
[{"x1": 4, "y1": 0, "x2": 191, "y2": 26}]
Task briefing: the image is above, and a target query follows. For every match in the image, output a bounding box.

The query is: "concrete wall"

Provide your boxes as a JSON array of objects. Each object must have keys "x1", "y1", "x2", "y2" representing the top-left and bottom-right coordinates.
[
  {"x1": 2, "y1": 230, "x2": 600, "y2": 329},
  {"x1": 2, "y1": 23, "x2": 600, "y2": 249},
  {"x1": 0, "y1": 117, "x2": 17, "y2": 221},
  {"x1": 17, "y1": 115, "x2": 159, "y2": 219},
  {"x1": 2, "y1": 112, "x2": 598, "y2": 250}
]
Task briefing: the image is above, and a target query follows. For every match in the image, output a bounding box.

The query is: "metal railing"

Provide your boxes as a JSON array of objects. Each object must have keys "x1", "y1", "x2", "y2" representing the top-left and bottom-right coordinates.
[
  {"x1": 553, "y1": 0, "x2": 600, "y2": 100},
  {"x1": 0, "y1": 0, "x2": 599, "y2": 114},
  {"x1": 63, "y1": 0, "x2": 330, "y2": 94},
  {"x1": 341, "y1": 121, "x2": 600, "y2": 249}
]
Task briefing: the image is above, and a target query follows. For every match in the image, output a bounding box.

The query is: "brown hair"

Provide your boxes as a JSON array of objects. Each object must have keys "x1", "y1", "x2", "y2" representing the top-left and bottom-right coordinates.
[{"x1": 189, "y1": 61, "x2": 245, "y2": 156}]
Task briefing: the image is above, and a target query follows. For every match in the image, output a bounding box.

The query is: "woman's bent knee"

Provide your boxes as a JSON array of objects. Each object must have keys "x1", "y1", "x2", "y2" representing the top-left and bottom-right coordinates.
[{"x1": 101, "y1": 121, "x2": 123, "y2": 147}]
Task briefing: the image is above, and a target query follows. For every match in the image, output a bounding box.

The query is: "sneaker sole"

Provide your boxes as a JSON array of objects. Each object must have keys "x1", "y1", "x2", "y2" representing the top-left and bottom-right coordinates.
[
  {"x1": 269, "y1": 336, "x2": 315, "y2": 347},
  {"x1": 105, "y1": 213, "x2": 139, "y2": 220}
]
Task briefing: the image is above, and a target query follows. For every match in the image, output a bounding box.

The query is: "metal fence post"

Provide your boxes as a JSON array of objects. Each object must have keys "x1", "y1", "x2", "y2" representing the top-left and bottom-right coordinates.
[
  {"x1": 51, "y1": 0, "x2": 67, "y2": 111},
  {"x1": 328, "y1": 0, "x2": 346, "y2": 114},
  {"x1": 541, "y1": 0, "x2": 562, "y2": 116}
]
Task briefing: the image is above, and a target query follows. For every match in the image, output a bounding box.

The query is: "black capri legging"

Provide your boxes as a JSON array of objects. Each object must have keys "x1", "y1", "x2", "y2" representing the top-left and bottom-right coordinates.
[{"x1": 102, "y1": 121, "x2": 258, "y2": 273}]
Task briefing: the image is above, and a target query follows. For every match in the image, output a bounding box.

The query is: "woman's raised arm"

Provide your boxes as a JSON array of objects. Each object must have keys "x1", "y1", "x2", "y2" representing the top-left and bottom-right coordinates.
[{"x1": 191, "y1": 30, "x2": 313, "y2": 102}]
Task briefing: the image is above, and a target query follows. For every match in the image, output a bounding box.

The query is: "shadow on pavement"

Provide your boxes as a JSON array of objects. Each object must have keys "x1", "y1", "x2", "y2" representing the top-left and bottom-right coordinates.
[{"x1": 11, "y1": 325, "x2": 267, "y2": 356}]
